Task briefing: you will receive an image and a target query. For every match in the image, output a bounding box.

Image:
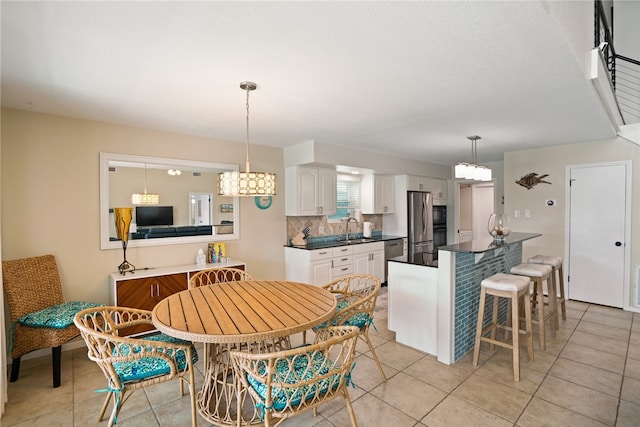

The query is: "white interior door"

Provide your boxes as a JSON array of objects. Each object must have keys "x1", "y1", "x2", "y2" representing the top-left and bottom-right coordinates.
[
  {"x1": 568, "y1": 163, "x2": 628, "y2": 308},
  {"x1": 471, "y1": 183, "x2": 494, "y2": 241}
]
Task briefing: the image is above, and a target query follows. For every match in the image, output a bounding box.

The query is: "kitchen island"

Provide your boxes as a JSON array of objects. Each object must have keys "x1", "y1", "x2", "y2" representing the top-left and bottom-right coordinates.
[{"x1": 388, "y1": 232, "x2": 541, "y2": 364}]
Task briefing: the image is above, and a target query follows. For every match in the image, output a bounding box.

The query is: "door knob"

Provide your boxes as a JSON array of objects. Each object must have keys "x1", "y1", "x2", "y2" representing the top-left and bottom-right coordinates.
[{"x1": 615, "y1": 241, "x2": 622, "y2": 246}]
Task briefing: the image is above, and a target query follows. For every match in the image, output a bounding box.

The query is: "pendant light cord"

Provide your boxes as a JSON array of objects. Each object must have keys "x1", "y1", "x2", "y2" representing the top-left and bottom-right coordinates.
[{"x1": 245, "y1": 85, "x2": 251, "y2": 174}]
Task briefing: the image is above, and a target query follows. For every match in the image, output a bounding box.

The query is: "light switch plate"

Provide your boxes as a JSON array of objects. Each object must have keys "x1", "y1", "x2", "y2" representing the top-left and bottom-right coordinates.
[
  {"x1": 318, "y1": 226, "x2": 324, "y2": 235},
  {"x1": 514, "y1": 210, "x2": 521, "y2": 218},
  {"x1": 525, "y1": 209, "x2": 531, "y2": 218}
]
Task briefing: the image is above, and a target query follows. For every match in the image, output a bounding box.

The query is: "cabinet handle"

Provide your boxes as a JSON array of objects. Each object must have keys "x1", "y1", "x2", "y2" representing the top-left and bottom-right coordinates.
[
  {"x1": 341, "y1": 267, "x2": 348, "y2": 271},
  {"x1": 331, "y1": 260, "x2": 334, "y2": 268},
  {"x1": 150, "y1": 285, "x2": 154, "y2": 298},
  {"x1": 319, "y1": 251, "x2": 328, "y2": 255},
  {"x1": 341, "y1": 257, "x2": 349, "y2": 262},
  {"x1": 156, "y1": 284, "x2": 160, "y2": 297}
]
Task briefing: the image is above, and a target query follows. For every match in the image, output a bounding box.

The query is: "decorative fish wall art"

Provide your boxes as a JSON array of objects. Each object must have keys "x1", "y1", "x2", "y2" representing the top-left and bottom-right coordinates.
[{"x1": 516, "y1": 173, "x2": 551, "y2": 190}]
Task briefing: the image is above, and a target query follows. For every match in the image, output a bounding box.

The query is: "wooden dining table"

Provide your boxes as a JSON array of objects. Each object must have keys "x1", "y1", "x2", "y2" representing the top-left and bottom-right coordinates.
[{"x1": 152, "y1": 279, "x2": 337, "y2": 426}]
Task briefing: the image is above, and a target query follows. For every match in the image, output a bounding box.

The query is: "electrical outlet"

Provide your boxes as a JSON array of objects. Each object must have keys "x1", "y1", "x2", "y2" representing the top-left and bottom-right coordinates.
[
  {"x1": 525, "y1": 209, "x2": 531, "y2": 218},
  {"x1": 514, "y1": 210, "x2": 520, "y2": 218},
  {"x1": 318, "y1": 225, "x2": 324, "y2": 235}
]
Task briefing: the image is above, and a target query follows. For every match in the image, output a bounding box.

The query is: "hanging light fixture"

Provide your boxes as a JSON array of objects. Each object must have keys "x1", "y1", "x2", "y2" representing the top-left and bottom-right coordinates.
[
  {"x1": 218, "y1": 81, "x2": 277, "y2": 196},
  {"x1": 131, "y1": 163, "x2": 160, "y2": 205},
  {"x1": 455, "y1": 135, "x2": 492, "y2": 181}
]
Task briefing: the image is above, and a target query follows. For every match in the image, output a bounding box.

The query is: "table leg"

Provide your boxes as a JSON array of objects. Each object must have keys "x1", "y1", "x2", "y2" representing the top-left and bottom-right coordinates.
[{"x1": 196, "y1": 343, "x2": 261, "y2": 426}]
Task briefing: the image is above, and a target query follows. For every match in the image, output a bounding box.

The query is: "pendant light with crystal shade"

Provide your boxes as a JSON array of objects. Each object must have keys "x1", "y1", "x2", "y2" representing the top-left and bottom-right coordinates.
[
  {"x1": 131, "y1": 164, "x2": 160, "y2": 205},
  {"x1": 454, "y1": 135, "x2": 492, "y2": 181},
  {"x1": 218, "y1": 81, "x2": 277, "y2": 196}
]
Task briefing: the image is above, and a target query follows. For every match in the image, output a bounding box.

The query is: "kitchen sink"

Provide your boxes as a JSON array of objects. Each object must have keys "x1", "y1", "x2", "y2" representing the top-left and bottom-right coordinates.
[{"x1": 338, "y1": 238, "x2": 375, "y2": 245}]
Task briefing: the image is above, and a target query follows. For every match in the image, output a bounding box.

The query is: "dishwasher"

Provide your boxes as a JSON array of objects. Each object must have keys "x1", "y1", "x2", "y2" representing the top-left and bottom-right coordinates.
[{"x1": 384, "y1": 238, "x2": 406, "y2": 284}]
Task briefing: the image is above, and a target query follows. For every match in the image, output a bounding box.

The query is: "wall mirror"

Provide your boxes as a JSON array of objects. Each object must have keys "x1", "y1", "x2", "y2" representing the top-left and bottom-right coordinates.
[{"x1": 100, "y1": 152, "x2": 239, "y2": 250}]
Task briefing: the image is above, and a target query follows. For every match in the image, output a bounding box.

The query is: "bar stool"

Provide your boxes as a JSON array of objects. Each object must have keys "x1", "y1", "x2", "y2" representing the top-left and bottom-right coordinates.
[
  {"x1": 472, "y1": 273, "x2": 534, "y2": 382},
  {"x1": 509, "y1": 263, "x2": 555, "y2": 351},
  {"x1": 528, "y1": 255, "x2": 566, "y2": 329}
]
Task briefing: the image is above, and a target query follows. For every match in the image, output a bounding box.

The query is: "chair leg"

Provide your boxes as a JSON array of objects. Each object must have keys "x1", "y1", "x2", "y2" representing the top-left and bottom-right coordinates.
[
  {"x1": 511, "y1": 290, "x2": 520, "y2": 382},
  {"x1": 473, "y1": 288, "x2": 487, "y2": 368},
  {"x1": 361, "y1": 331, "x2": 387, "y2": 381},
  {"x1": 10, "y1": 357, "x2": 21, "y2": 382},
  {"x1": 534, "y1": 278, "x2": 546, "y2": 351},
  {"x1": 342, "y1": 387, "x2": 359, "y2": 427},
  {"x1": 557, "y1": 265, "x2": 567, "y2": 320},
  {"x1": 52, "y1": 346, "x2": 62, "y2": 388}
]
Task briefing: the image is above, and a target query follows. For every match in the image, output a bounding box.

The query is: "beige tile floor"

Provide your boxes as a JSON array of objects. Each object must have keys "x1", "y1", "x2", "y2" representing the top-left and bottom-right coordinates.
[{"x1": 3, "y1": 288, "x2": 640, "y2": 426}]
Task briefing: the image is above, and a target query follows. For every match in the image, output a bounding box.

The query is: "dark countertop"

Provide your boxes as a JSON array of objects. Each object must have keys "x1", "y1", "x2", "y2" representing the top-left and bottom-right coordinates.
[
  {"x1": 438, "y1": 232, "x2": 542, "y2": 254},
  {"x1": 388, "y1": 254, "x2": 437, "y2": 268},
  {"x1": 286, "y1": 234, "x2": 406, "y2": 250}
]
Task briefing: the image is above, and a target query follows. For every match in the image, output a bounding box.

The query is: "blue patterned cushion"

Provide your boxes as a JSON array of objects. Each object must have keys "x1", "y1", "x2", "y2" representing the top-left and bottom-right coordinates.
[
  {"x1": 246, "y1": 351, "x2": 339, "y2": 411},
  {"x1": 18, "y1": 301, "x2": 102, "y2": 329},
  {"x1": 313, "y1": 300, "x2": 371, "y2": 331},
  {"x1": 113, "y1": 334, "x2": 198, "y2": 382}
]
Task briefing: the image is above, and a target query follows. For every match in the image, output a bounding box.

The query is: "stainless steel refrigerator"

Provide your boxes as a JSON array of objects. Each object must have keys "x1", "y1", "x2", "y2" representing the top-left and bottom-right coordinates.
[{"x1": 407, "y1": 191, "x2": 434, "y2": 265}]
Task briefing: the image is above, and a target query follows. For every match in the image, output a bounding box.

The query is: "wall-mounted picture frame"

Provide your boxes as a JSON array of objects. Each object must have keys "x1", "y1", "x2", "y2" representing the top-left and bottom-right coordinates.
[{"x1": 220, "y1": 203, "x2": 234, "y2": 213}]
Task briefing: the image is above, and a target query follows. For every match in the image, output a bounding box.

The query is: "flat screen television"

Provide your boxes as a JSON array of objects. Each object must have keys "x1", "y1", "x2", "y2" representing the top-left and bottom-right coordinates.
[{"x1": 135, "y1": 206, "x2": 174, "y2": 227}]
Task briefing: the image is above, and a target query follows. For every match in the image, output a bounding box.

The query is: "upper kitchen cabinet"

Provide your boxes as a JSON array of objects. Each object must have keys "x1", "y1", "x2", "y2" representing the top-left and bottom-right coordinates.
[
  {"x1": 285, "y1": 166, "x2": 337, "y2": 216},
  {"x1": 361, "y1": 174, "x2": 395, "y2": 214},
  {"x1": 407, "y1": 175, "x2": 430, "y2": 192},
  {"x1": 430, "y1": 178, "x2": 448, "y2": 205}
]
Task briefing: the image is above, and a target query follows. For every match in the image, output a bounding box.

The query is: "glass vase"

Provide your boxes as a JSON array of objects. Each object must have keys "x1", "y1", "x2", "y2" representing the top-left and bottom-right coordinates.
[{"x1": 487, "y1": 213, "x2": 511, "y2": 242}]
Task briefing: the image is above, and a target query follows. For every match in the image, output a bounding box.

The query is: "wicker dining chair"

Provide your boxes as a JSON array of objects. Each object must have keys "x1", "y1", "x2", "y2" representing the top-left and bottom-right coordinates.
[
  {"x1": 2, "y1": 254, "x2": 101, "y2": 387},
  {"x1": 73, "y1": 306, "x2": 198, "y2": 427},
  {"x1": 309, "y1": 274, "x2": 387, "y2": 381},
  {"x1": 230, "y1": 325, "x2": 360, "y2": 427},
  {"x1": 189, "y1": 267, "x2": 254, "y2": 288}
]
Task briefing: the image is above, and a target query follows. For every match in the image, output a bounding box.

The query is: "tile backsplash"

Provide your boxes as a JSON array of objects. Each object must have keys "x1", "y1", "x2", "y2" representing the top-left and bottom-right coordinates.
[{"x1": 286, "y1": 214, "x2": 382, "y2": 243}]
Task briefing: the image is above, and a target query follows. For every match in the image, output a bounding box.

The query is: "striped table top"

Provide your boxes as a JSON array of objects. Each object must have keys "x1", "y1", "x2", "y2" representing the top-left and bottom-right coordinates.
[{"x1": 152, "y1": 280, "x2": 337, "y2": 343}]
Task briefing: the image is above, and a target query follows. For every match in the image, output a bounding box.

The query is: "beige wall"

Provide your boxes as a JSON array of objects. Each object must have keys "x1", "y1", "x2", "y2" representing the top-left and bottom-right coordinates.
[
  {"x1": 1, "y1": 108, "x2": 286, "y2": 305},
  {"x1": 505, "y1": 137, "x2": 639, "y2": 291}
]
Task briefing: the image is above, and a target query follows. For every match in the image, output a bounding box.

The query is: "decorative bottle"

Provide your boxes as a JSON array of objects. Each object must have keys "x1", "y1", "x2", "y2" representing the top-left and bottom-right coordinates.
[{"x1": 196, "y1": 249, "x2": 206, "y2": 267}]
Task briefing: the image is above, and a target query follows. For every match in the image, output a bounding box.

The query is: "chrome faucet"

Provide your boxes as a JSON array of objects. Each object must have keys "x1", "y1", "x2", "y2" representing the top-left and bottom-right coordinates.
[{"x1": 345, "y1": 217, "x2": 359, "y2": 241}]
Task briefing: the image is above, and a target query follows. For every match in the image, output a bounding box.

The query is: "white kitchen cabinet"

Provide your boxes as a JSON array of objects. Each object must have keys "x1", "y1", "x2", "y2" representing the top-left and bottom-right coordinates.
[
  {"x1": 407, "y1": 175, "x2": 430, "y2": 192},
  {"x1": 285, "y1": 242, "x2": 385, "y2": 285},
  {"x1": 285, "y1": 246, "x2": 332, "y2": 285},
  {"x1": 353, "y1": 241, "x2": 385, "y2": 282},
  {"x1": 430, "y1": 178, "x2": 448, "y2": 205},
  {"x1": 285, "y1": 166, "x2": 337, "y2": 216},
  {"x1": 361, "y1": 174, "x2": 395, "y2": 214},
  {"x1": 331, "y1": 246, "x2": 354, "y2": 279}
]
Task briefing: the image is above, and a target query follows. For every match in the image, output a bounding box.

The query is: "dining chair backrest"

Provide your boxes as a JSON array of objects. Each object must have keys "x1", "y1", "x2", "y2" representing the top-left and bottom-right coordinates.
[
  {"x1": 189, "y1": 267, "x2": 253, "y2": 288},
  {"x1": 318, "y1": 273, "x2": 387, "y2": 381},
  {"x1": 3, "y1": 254, "x2": 100, "y2": 387},
  {"x1": 321, "y1": 274, "x2": 380, "y2": 329},
  {"x1": 73, "y1": 306, "x2": 198, "y2": 427},
  {"x1": 230, "y1": 325, "x2": 360, "y2": 426}
]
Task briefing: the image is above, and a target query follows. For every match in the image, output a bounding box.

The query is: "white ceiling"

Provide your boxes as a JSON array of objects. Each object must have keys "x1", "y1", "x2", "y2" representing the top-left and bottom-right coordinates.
[{"x1": 1, "y1": 1, "x2": 616, "y2": 166}]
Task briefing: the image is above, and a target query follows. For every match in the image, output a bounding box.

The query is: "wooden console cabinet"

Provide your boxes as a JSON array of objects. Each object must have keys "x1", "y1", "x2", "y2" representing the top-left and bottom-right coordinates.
[{"x1": 110, "y1": 261, "x2": 245, "y2": 335}]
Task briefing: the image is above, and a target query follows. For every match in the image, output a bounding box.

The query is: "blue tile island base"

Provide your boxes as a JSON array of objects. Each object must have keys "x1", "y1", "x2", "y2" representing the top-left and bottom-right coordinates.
[{"x1": 435, "y1": 232, "x2": 541, "y2": 365}]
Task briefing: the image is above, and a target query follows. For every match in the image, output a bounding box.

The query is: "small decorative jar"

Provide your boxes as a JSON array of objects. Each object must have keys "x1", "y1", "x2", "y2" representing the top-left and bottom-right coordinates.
[{"x1": 487, "y1": 213, "x2": 511, "y2": 242}]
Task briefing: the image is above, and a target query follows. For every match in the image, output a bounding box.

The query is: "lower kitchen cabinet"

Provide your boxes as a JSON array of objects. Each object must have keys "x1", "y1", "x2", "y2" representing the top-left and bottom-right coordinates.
[
  {"x1": 285, "y1": 242, "x2": 383, "y2": 286},
  {"x1": 353, "y1": 241, "x2": 384, "y2": 282},
  {"x1": 110, "y1": 261, "x2": 245, "y2": 336}
]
